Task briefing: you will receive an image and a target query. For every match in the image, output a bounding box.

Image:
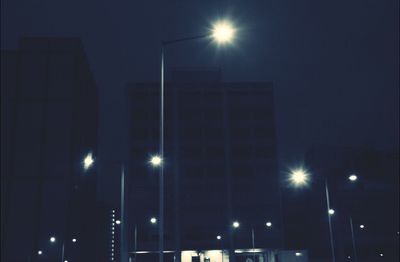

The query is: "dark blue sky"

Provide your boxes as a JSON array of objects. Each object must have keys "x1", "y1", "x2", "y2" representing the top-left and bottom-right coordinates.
[{"x1": 2, "y1": 0, "x2": 398, "y2": 203}]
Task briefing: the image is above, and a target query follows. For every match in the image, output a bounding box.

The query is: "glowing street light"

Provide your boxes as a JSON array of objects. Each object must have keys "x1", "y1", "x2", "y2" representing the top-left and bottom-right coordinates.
[
  {"x1": 150, "y1": 217, "x2": 157, "y2": 224},
  {"x1": 233, "y1": 221, "x2": 240, "y2": 228},
  {"x1": 216, "y1": 235, "x2": 222, "y2": 240},
  {"x1": 150, "y1": 155, "x2": 162, "y2": 167},
  {"x1": 266, "y1": 221, "x2": 272, "y2": 227},
  {"x1": 50, "y1": 236, "x2": 56, "y2": 243},
  {"x1": 38, "y1": 250, "x2": 43, "y2": 255},
  {"x1": 83, "y1": 152, "x2": 94, "y2": 170},
  {"x1": 359, "y1": 224, "x2": 365, "y2": 229},
  {"x1": 115, "y1": 220, "x2": 121, "y2": 225},
  {"x1": 328, "y1": 209, "x2": 335, "y2": 215},
  {"x1": 289, "y1": 168, "x2": 309, "y2": 186},
  {"x1": 72, "y1": 238, "x2": 77, "y2": 243},
  {"x1": 348, "y1": 174, "x2": 358, "y2": 182},
  {"x1": 211, "y1": 20, "x2": 236, "y2": 44}
]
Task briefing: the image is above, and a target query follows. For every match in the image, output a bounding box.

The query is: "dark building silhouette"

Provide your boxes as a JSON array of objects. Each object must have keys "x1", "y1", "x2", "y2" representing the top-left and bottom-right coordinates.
[
  {"x1": 125, "y1": 69, "x2": 284, "y2": 261},
  {"x1": 1, "y1": 38, "x2": 98, "y2": 262},
  {"x1": 282, "y1": 145, "x2": 399, "y2": 262}
]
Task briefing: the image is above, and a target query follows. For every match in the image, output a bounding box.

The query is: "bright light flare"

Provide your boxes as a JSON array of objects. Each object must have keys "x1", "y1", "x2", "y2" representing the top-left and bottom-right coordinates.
[
  {"x1": 233, "y1": 221, "x2": 240, "y2": 228},
  {"x1": 50, "y1": 236, "x2": 56, "y2": 243},
  {"x1": 115, "y1": 220, "x2": 121, "y2": 225},
  {"x1": 216, "y1": 235, "x2": 222, "y2": 240},
  {"x1": 83, "y1": 152, "x2": 94, "y2": 170},
  {"x1": 289, "y1": 168, "x2": 309, "y2": 186},
  {"x1": 150, "y1": 217, "x2": 157, "y2": 224},
  {"x1": 359, "y1": 224, "x2": 365, "y2": 229},
  {"x1": 328, "y1": 209, "x2": 335, "y2": 215},
  {"x1": 72, "y1": 238, "x2": 77, "y2": 243},
  {"x1": 348, "y1": 174, "x2": 358, "y2": 182},
  {"x1": 212, "y1": 20, "x2": 236, "y2": 44},
  {"x1": 266, "y1": 221, "x2": 272, "y2": 227},
  {"x1": 150, "y1": 155, "x2": 162, "y2": 167},
  {"x1": 38, "y1": 250, "x2": 43, "y2": 255}
]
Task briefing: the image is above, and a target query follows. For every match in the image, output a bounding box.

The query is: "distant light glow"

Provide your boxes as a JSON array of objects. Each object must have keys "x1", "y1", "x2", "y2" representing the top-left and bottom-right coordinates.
[
  {"x1": 38, "y1": 250, "x2": 43, "y2": 255},
  {"x1": 211, "y1": 20, "x2": 236, "y2": 44},
  {"x1": 115, "y1": 220, "x2": 121, "y2": 225},
  {"x1": 289, "y1": 168, "x2": 309, "y2": 186},
  {"x1": 379, "y1": 253, "x2": 384, "y2": 257},
  {"x1": 349, "y1": 175, "x2": 358, "y2": 181},
  {"x1": 83, "y1": 152, "x2": 94, "y2": 170},
  {"x1": 50, "y1": 236, "x2": 56, "y2": 243},
  {"x1": 328, "y1": 209, "x2": 335, "y2": 215},
  {"x1": 72, "y1": 238, "x2": 77, "y2": 243},
  {"x1": 150, "y1": 155, "x2": 162, "y2": 166},
  {"x1": 216, "y1": 235, "x2": 222, "y2": 240},
  {"x1": 266, "y1": 221, "x2": 272, "y2": 227},
  {"x1": 360, "y1": 224, "x2": 365, "y2": 229},
  {"x1": 150, "y1": 217, "x2": 157, "y2": 224},
  {"x1": 233, "y1": 221, "x2": 240, "y2": 228},
  {"x1": 295, "y1": 252, "x2": 302, "y2": 257}
]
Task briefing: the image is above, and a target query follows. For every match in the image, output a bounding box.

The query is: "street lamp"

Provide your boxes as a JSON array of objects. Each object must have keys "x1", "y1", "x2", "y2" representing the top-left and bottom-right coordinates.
[
  {"x1": 150, "y1": 155, "x2": 163, "y2": 167},
  {"x1": 266, "y1": 221, "x2": 272, "y2": 227},
  {"x1": 50, "y1": 236, "x2": 56, "y2": 243},
  {"x1": 157, "y1": 19, "x2": 237, "y2": 262},
  {"x1": 289, "y1": 168, "x2": 309, "y2": 186},
  {"x1": 288, "y1": 168, "x2": 335, "y2": 262},
  {"x1": 37, "y1": 250, "x2": 43, "y2": 255},
  {"x1": 83, "y1": 152, "x2": 94, "y2": 170},
  {"x1": 348, "y1": 174, "x2": 358, "y2": 182},
  {"x1": 211, "y1": 20, "x2": 236, "y2": 44},
  {"x1": 216, "y1": 235, "x2": 222, "y2": 240},
  {"x1": 232, "y1": 221, "x2": 240, "y2": 228},
  {"x1": 150, "y1": 217, "x2": 157, "y2": 224}
]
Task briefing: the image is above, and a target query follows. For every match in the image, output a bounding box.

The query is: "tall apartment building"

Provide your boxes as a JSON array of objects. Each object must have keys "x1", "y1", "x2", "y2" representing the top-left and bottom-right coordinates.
[
  {"x1": 125, "y1": 69, "x2": 283, "y2": 262},
  {"x1": 1, "y1": 38, "x2": 98, "y2": 262}
]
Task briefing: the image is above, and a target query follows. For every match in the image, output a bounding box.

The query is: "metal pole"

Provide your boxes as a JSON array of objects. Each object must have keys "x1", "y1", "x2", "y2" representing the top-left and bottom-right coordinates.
[
  {"x1": 121, "y1": 166, "x2": 126, "y2": 262},
  {"x1": 159, "y1": 45, "x2": 165, "y2": 262},
  {"x1": 61, "y1": 242, "x2": 65, "y2": 262},
  {"x1": 134, "y1": 225, "x2": 138, "y2": 262},
  {"x1": 349, "y1": 216, "x2": 358, "y2": 262},
  {"x1": 325, "y1": 179, "x2": 336, "y2": 262},
  {"x1": 251, "y1": 228, "x2": 256, "y2": 262}
]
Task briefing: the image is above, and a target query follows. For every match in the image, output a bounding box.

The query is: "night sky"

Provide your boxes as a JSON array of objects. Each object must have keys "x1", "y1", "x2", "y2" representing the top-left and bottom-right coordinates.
[{"x1": 2, "y1": 0, "x2": 398, "y2": 202}]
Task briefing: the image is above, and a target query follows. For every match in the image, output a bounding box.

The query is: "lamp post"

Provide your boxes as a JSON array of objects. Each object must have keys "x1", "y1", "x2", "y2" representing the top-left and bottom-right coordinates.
[
  {"x1": 289, "y1": 168, "x2": 336, "y2": 262},
  {"x1": 157, "y1": 20, "x2": 236, "y2": 262}
]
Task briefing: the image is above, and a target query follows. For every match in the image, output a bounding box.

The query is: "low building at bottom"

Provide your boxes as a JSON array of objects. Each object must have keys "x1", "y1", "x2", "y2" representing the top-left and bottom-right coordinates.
[{"x1": 128, "y1": 249, "x2": 309, "y2": 262}]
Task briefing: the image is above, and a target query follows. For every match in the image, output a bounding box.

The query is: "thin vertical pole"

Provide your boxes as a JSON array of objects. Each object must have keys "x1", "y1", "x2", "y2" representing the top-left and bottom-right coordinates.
[
  {"x1": 121, "y1": 166, "x2": 125, "y2": 262},
  {"x1": 61, "y1": 242, "x2": 65, "y2": 262},
  {"x1": 134, "y1": 225, "x2": 138, "y2": 262},
  {"x1": 349, "y1": 216, "x2": 358, "y2": 262},
  {"x1": 251, "y1": 228, "x2": 256, "y2": 262},
  {"x1": 159, "y1": 45, "x2": 165, "y2": 262},
  {"x1": 325, "y1": 179, "x2": 336, "y2": 262}
]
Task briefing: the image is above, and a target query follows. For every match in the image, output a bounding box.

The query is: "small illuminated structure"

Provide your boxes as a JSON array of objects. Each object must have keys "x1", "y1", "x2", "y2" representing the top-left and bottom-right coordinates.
[
  {"x1": 289, "y1": 168, "x2": 309, "y2": 186},
  {"x1": 150, "y1": 217, "x2": 157, "y2": 224},
  {"x1": 83, "y1": 152, "x2": 94, "y2": 170},
  {"x1": 150, "y1": 155, "x2": 162, "y2": 167},
  {"x1": 211, "y1": 20, "x2": 236, "y2": 44},
  {"x1": 348, "y1": 174, "x2": 358, "y2": 181},
  {"x1": 328, "y1": 209, "x2": 335, "y2": 215},
  {"x1": 233, "y1": 221, "x2": 240, "y2": 228}
]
